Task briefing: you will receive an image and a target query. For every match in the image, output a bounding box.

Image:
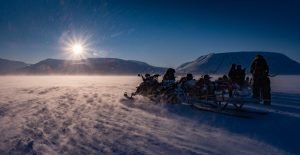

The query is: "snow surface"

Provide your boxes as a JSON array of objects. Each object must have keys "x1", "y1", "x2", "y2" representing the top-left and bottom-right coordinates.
[{"x1": 0, "y1": 76, "x2": 299, "y2": 155}]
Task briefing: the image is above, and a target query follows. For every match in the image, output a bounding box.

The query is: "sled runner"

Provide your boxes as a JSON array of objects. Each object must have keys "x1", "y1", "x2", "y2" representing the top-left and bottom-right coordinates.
[{"x1": 188, "y1": 88, "x2": 269, "y2": 118}]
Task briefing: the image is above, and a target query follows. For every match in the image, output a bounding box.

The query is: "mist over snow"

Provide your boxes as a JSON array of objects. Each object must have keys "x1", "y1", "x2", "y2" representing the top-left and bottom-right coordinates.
[{"x1": 0, "y1": 76, "x2": 299, "y2": 154}]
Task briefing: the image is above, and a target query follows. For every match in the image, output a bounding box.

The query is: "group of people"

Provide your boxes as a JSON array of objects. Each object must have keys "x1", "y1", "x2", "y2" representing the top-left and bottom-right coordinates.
[{"x1": 132, "y1": 54, "x2": 271, "y2": 105}]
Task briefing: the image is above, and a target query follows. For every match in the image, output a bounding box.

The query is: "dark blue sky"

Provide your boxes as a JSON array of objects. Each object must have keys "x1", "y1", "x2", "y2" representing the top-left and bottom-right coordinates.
[{"x1": 0, "y1": 0, "x2": 300, "y2": 67}]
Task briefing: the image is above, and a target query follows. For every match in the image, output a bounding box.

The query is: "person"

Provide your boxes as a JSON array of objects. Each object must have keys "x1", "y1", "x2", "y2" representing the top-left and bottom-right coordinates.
[
  {"x1": 160, "y1": 68, "x2": 176, "y2": 92},
  {"x1": 139, "y1": 73, "x2": 151, "y2": 82},
  {"x1": 202, "y1": 74, "x2": 215, "y2": 96},
  {"x1": 162, "y1": 68, "x2": 176, "y2": 83},
  {"x1": 191, "y1": 77, "x2": 205, "y2": 97},
  {"x1": 133, "y1": 73, "x2": 160, "y2": 96},
  {"x1": 228, "y1": 64, "x2": 237, "y2": 83},
  {"x1": 181, "y1": 73, "x2": 196, "y2": 91},
  {"x1": 178, "y1": 76, "x2": 187, "y2": 85},
  {"x1": 250, "y1": 54, "x2": 271, "y2": 105},
  {"x1": 139, "y1": 73, "x2": 159, "y2": 84},
  {"x1": 215, "y1": 75, "x2": 229, "y2": 91},
  {"x1": 236, "y1": 65, "x2": 246, "y2": 86}
]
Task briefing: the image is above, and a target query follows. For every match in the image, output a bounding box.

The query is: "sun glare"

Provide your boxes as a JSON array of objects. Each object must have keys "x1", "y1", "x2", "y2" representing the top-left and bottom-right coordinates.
[
  {"x1": 72, "y1": 44, "x2": 83, "y2": 55},
  {"x1": 60, "y1": 32, "x2": 94, "y2": 59},
  {"x1": 59, "y1": 32, "x2": 94, "y2": 60}
]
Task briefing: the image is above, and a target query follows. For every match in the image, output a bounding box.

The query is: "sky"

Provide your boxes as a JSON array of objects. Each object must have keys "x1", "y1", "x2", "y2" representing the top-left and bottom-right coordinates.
[{"x1": 0, "y1": 0, "x2": 300, "y2": 67}]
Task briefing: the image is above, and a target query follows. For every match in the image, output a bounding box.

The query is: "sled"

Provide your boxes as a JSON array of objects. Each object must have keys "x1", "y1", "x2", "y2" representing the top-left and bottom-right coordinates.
[{"x1": 186, "y1": 87, "x2": 270, "y2": 118}]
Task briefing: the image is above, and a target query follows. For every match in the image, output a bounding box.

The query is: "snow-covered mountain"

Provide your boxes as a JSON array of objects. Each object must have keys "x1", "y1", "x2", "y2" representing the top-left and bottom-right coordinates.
[
  {"x1": 0, "y1": 58, "x2": 28, "y2": 74},
  {"x1": 2, "y1": 52, "x2": 300, "y2": 75},
  {"x1": 177, "y1": 52, "x2": 300, "y2": 75},
  {"x1": 17, "y1": 58, "x2": 166, "y2": 75}
]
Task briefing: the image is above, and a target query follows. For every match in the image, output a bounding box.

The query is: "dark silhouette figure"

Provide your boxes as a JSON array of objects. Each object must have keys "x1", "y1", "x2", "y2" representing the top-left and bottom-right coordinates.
[
  {"x1": 139, "y1": 73, "x2": 159, "y2": 83},
  {"x1": 236, "y1": 65, "x2": 246, "y2": 86},
  {"x1": 250, "y1": 54, "x2": 271, "y2": 105},
  {"x1": 202, "y1": 74, "x2": 215, "y2": 95},
  {"x1": 178, "y1": 73, "x2": 193, "y2": 84},
  {"x1": 133, "y1": 73, "x2": 160, "y2": 96},
  {"x1": 140, "y1": 73, "x2": 151, "y2": 82},
  {"x1": 162, "y1": 68, "x2": 176, "y2": 82},
  {"x1": 228, "y1": 64, "x2": 237, "y2": 83},
  {"x1": 181, "y1": 73, "x2": 196, "y2": 91}
]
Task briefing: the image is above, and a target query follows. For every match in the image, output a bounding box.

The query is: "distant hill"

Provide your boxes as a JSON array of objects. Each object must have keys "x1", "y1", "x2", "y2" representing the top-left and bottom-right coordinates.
[
  {"x1": 1, "y1": 52, "x2": 300, "y2": 75},
  {"x1": 176, "y1": 52, "x2": 300, "y2": 75},
  {"x1": 17, "y1": 58, "x2": 166, "y2": 75},
  {"x1": 0, "y1": 58, "x2": 28, "y2": 74}
]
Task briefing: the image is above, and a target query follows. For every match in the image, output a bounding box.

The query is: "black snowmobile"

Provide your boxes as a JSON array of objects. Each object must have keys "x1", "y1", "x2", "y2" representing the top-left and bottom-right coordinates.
[
  {"x1": 124, "y1": 74, "x2": 160, "y2": 100},
  {"x1": 124, "y1": 74, "x2": 189, "y2": 104}
]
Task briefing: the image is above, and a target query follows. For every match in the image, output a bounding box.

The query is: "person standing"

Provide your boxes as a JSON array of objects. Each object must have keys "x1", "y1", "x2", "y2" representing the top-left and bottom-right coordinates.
[
  {"x1": 250, "y1": 54, "x2": 271, "y2": 105},
  {"x1": 228, "y1": 64, "x2": 237, "y2": 83},
  {"x1": 236, "y1": 65, "x2": 246, "y2": 86}
]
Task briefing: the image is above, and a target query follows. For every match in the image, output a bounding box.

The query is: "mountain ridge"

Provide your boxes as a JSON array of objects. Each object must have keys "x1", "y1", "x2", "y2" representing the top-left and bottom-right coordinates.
[
  {"x1": 16, "y1": 58, "x2": 166, "y2": 75},
  {"x1": 176, "y1": 51, "x2": 300, "y2": 75},
  {"x1": 1, "y1": 51, "x2": 300, "y2": 75},
  {"x1": 0, "y1": 58, "x2": 29, "y2": 74}
]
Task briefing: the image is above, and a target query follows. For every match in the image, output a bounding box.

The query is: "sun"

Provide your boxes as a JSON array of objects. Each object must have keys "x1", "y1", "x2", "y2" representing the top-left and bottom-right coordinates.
[
  {"x1": 60, "y1": 32, "x2": 95, "y2": 59},
  {"x1": 72, "y1": 44, "x2": 83, "y2": 55}
]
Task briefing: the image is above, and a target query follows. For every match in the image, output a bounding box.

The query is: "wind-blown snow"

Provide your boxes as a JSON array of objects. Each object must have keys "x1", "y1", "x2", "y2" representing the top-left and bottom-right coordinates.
[{"x1": 0, "y1": 76, "x2": 299, "y2": 154}]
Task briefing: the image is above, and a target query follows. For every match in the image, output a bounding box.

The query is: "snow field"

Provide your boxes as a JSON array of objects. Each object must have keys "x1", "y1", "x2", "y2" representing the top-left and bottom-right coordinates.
[{"x1": 0, "y1": 76, "x2": 299, "y2": 154}]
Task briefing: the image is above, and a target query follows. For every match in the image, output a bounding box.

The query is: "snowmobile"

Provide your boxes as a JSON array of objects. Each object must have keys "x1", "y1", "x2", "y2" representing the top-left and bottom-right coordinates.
[
  {"x1": 124, "y1": 75, "x2": 269, "y2": 118},
  {"x1": 124, "y1": 74, "x2": 189, "y2": 104},
  {"x1": 124, "y1": 74, "x2": 160, "y2": 100}
]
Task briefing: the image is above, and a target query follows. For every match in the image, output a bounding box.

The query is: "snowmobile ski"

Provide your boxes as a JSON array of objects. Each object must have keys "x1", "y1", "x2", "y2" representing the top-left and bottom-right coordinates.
[
  {"x1": 181, "y1": 102, "x2": 193, "y2": 106},
  {"x1": 124, "y1": 92, "x2": 134, "y2": 100},
  {"x1": 240, "y1": 108, "x2": 269, "y2": 115}
]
